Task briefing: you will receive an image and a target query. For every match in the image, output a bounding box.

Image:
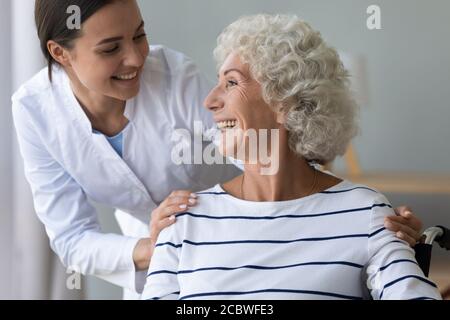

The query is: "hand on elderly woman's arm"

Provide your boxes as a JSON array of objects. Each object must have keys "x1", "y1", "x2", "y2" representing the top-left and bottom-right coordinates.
[
  {"x1": 384, "y1": 206, "x2": 423, "y2": 247},
  {"x1": 133, "y1": 190, "x2": 198, "y2": 270}
]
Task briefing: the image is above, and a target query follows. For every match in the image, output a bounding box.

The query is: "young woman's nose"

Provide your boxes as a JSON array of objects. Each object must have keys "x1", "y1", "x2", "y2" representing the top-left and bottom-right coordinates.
[
  {"x1": 123, "y1": 43, "x2": 147, "y2": 67},
  {"x1": 203, "y1": 86, "x2": 224, "y2": 112}
]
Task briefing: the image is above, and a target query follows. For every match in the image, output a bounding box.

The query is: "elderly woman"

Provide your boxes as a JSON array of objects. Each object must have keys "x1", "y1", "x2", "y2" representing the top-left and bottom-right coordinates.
[{"x1": 141, "y1": 14, "x2": 441, "y2": 300}]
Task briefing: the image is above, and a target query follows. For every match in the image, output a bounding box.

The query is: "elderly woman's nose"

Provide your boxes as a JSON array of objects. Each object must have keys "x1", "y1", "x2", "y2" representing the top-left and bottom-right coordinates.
[{"x1": 203, "y1": 87, "x2": 224, "y2": 111}]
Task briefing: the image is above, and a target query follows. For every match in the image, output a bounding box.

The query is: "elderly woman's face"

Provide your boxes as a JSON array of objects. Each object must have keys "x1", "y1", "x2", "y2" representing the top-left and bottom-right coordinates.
[{"x1": 204, "y1": 52, "x2": 282, "y2": 159}]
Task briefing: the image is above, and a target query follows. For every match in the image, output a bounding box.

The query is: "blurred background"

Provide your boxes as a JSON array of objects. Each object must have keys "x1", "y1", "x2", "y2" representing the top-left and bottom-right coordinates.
[{"x1": 0, "y1": 0, "x2": 449, "y2": 299}]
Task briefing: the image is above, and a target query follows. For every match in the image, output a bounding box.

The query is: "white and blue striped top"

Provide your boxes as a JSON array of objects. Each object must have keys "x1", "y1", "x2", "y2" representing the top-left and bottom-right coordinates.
[{"x1": 141, "y1": 180, "x2": 442, "y2": 300}]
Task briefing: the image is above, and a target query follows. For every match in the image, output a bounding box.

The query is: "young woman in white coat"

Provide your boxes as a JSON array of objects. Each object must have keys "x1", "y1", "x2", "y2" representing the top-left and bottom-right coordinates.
[{"x1": 12, "y1": 0, "x2": 424, "y2": 299}]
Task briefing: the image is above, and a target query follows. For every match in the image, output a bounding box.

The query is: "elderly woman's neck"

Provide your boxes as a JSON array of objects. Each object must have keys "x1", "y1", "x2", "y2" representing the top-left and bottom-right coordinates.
[
  {"x1": 228, "y1": 149, "x2": 341, "y2": 202},
  {"x1": 241, "y1": 152, "x2": 314, "y2": 202}
]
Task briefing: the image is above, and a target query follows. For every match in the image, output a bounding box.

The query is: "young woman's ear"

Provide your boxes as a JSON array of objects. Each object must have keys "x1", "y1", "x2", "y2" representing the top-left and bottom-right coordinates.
[{"x1": 47, "y1": 40, "x2": 73, "y2": 67}]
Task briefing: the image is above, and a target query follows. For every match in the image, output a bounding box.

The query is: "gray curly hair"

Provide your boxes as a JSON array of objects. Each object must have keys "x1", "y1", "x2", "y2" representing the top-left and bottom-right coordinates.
[{"x1": 214, "y1": 14, "x2": 359, "y2": 164}]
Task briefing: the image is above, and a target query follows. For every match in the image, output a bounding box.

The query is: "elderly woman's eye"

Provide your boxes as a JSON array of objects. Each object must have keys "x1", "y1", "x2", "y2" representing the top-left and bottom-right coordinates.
[{"x1": 226, "y1": 80, "x2": 238, "y2": 88}]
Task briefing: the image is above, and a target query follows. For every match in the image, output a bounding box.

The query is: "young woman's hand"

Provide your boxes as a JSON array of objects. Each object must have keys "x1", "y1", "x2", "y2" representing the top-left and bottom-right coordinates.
[
  {"x1": 132, "y1": 190, "x2": 198, "y2": 270},
  {"x1": 149, "y1": 190, "x2": 198, "y2": 246},
  {"x1": 384, "y1": 206, "x2": 423, "y2": 247}
]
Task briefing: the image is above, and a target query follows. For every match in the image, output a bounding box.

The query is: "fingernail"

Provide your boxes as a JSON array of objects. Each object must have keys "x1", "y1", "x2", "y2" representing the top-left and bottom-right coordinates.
[
  {"x1": 396, "y1": 231, "x2": 403, "y2": 238},
  {"x1": 384, "y1": 221, "x2": 393, "y2": 228},
  {"x1": 404, "y1": 211, "x2": 412, "y2": 217},
  {"x1": 190, "y1": 193, "x2": 198, "y2": 198},
  {"x1": 179, "y1": 204, "x2": 187, "y2": 209},
  {"x1": 188, "y1": 198, "x2": 196, "y2": 205},
  {"x1": 169, "y1": 215, "x2": 176, "y2": 221}
]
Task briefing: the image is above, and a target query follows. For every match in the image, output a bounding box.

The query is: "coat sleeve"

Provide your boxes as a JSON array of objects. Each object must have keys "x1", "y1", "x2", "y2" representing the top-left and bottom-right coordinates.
[
  {"x1": 12, "y1": 97, "x2": 145, "y2": 293},
  {"x1": 366, "y1": 193, "x2": 442, "y2": 300}
]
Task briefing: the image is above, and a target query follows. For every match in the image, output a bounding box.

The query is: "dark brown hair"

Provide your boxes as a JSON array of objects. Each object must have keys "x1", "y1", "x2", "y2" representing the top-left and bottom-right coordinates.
[{"x1": 35, "y1": 0, "x2": 115, "y2": 82}]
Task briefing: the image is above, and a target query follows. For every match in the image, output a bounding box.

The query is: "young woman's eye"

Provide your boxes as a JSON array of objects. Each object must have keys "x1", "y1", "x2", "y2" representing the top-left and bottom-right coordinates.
[
  {"x1": 226, "y1": 80, "x2": 238, "y2": 89},
  {"x1": 103, "y1": 45, "x2": 119, "y2": 54}
]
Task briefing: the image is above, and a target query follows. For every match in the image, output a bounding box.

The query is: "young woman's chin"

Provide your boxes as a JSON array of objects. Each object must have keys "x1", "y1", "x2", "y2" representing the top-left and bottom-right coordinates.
[{"x1": 109, "y1": 80, "x2": 141, "y2": 100}]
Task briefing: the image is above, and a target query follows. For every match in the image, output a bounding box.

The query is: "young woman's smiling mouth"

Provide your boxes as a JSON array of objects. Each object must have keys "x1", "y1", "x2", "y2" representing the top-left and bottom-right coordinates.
[{"x1": 112, "y1": 70, "x2": 139, "y2": 81}]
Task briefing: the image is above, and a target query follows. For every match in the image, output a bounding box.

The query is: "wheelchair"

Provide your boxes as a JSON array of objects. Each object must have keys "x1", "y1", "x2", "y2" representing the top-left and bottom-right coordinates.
[{"x1": 415, "y1": 225, "x2": 450, "y2": 277}]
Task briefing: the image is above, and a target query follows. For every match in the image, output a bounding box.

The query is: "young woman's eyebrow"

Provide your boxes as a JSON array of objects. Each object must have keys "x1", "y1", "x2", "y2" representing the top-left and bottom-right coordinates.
[{"x1": 95, "y1": 20, "x2": 145, "y2": 46}]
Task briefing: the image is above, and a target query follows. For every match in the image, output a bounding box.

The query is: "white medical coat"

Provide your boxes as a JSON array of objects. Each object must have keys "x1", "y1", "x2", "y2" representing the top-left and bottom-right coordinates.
[{"x1": 12, "y1": 45, "x2": 239, "y2": 296}]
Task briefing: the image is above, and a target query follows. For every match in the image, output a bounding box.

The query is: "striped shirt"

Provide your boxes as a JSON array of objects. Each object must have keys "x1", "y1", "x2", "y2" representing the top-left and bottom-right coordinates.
[{"x1": 141, "y1": 180, "x2": 442, "y2": 300}]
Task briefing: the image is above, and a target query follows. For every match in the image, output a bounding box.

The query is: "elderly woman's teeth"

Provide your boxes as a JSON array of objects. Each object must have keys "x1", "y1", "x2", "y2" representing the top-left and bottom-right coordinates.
[{"x1": 217, "y1": 120, "x2": 237, "y2": 129}]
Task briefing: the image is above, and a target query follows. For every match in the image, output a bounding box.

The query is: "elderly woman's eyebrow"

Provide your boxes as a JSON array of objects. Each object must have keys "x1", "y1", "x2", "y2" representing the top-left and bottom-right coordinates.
[{"x1": 217, "y1": 68, "x2": 246, "y2": 78}]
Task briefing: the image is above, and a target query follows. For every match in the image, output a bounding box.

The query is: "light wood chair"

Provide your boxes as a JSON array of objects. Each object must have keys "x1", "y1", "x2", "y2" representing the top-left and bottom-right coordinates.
[{"x1": 328, "y1": 144, "x2": 450, "y2": 195}]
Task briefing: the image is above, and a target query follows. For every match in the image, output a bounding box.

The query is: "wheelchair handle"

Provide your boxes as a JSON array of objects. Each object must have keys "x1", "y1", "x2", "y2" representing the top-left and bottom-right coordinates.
[
  {"x1": 423, "y1": 226, "x2": 450, "y2": 250},
  {"x1": 435, "y1": 225, "x2": 450, "y2": 250}
]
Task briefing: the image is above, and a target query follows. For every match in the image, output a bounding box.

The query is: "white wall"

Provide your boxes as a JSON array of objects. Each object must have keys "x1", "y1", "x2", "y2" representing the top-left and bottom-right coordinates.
[
  {"x1": 0, "y1": 0, "x2": 12, "y2": 299},
  {"x1": 10, "y1": 0, "x2": 50, "y2": 300}
]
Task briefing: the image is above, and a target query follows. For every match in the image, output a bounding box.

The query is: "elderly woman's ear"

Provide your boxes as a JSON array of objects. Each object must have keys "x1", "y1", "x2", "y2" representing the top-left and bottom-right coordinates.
[
  {"x1": 275, "y1": 110, "x2": 286, "y2": 125},
  {"x1": 274, "y1": 103, "x2": 287, "y2": 125}
]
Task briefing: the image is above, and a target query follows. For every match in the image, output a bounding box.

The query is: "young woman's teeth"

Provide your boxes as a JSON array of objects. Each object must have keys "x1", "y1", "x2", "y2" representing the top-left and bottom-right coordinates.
[
  {"x1": 113, "y1": 71, "x2": 137, "y2": 80},
  {"x1": 217, "y1": 120, "x2": 237, "y2": 129}
]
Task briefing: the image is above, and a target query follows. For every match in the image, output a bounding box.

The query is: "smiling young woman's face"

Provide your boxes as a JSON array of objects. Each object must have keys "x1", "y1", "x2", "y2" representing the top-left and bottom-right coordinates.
[{"x1": 65, "y1": 0, "x2": 149, "y2": 101}]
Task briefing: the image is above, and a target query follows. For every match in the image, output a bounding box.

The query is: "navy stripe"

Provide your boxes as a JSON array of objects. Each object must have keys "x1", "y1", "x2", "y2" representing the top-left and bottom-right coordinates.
[
  {"x1": 183, "y1": 233, "x2": 369, "y2": 246},
  {"x1": 156, "y1": 233, "x2": 368, "y2": 249},
  {"x1": 148, "y1": 270, "x2": 178, "y2": 276},
  {"x1": 180, "y1": 288, "x2": 363, "y2": 300},
  {"x1": 201, "y1": 187, "x2": 378, "y2": 196},
  {"x1": 389, "y1": 240, "x2": 406, "y2": 245},
  {"x1": 176, "y1": 203, "x2": 392, "y2": 221},
  {"x1": 379, "y1": 259, "x2": 418, "y2": 272},
  {"x1": 408, "y1": 297, "x2": 437, "y2": 300},
  {"x1": 155, "y1": 241, "x2": 182, "y2": 248},
  {"x1": 320, "y1": 187, "x2": 378, "y2": 194},
  {"x1": 147, "y1": 260, "x2": 364, "y2": 277},
  {"x1": 379, "y1": 275, "x2": 437, "y2": 299},
  {"x1": 369, "y1": 227, "x2": 386, "y2": 238},
  {"x1": 196, "y1": 192, "x2": 228, "y2": 195},
  {"x1": 146, "y1": 292, "x2": 180, "y2": 300},
  {"x1": 179, "y1": 261, "x2": 364, "y2": 274}
]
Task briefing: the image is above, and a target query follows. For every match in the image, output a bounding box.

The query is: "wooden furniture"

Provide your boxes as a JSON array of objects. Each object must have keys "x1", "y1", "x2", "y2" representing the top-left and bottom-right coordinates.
[{"x1": 332, "y1": 144, "x2": 450, "y2": 195}]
